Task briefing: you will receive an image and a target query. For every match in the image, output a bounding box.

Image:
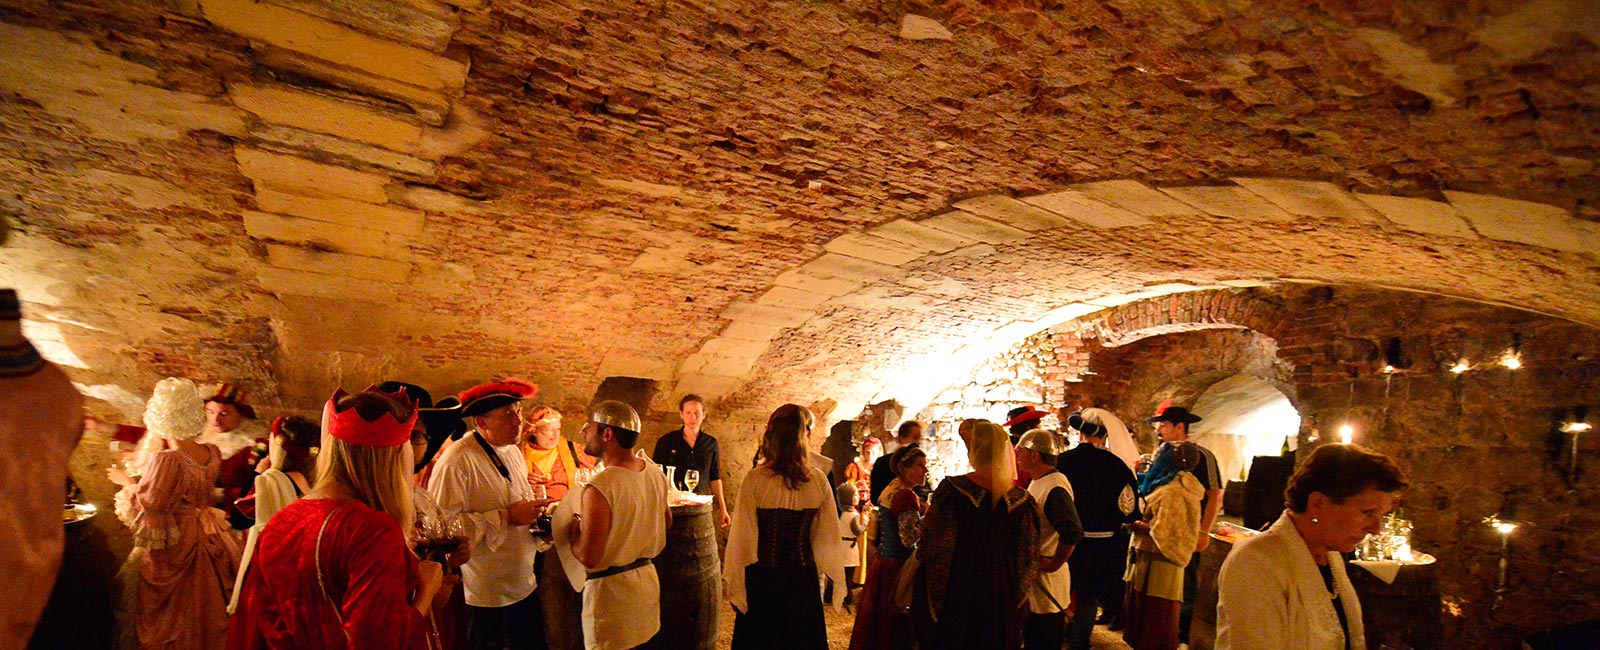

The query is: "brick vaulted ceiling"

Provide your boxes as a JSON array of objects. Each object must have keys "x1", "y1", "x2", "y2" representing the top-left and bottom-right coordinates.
[{"x1": 1, "y1": 0, "x2": 1598, "y2": 421}]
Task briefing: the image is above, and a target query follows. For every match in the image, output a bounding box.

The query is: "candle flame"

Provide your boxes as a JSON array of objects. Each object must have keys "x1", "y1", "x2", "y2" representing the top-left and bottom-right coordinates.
[
  {"x1": 1450, "y1": 359, "x2": 1471, "y2": 374},
  {"x1": 1338, "y1": 424, "x2": 1354, "y2": 445}
]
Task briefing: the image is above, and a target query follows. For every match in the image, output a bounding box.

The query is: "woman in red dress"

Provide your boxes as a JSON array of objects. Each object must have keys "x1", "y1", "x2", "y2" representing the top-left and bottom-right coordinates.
[{"x1": 230, "y1": 386, "x2": 449, "y2": 650}]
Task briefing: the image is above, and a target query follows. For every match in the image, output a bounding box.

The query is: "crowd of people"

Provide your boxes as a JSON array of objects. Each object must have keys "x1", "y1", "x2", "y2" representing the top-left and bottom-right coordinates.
[{"x1": 5, "y1": 286, "x2": 1411, "y2": 650}]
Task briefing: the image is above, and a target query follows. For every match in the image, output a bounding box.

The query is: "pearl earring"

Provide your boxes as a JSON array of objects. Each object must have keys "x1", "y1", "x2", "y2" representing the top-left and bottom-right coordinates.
[{"x1": 1312, "y1": 517, "x2": 1320, "y2": 524}]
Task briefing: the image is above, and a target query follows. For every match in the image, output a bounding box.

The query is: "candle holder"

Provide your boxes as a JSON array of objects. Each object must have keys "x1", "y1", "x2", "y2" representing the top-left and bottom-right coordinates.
[{"x1": 1484, "y1": 501, "x2": 1522, "y2": 613}]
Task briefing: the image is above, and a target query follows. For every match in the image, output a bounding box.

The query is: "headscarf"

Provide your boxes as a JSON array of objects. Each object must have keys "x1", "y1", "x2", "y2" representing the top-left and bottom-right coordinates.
[
  {"x1": 969, "y1": 421, "x2": 1017, "y2": 502},
  {"x1": 1139, "y1": 443, "x2": 1179, "y2": 496},
  {"x1": 1080, "y1": 407, "x2": 1139, "y2": 471}
]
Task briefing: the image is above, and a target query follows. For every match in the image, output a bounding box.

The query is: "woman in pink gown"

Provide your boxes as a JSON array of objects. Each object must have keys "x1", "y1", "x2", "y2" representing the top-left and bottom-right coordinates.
[{"x1": 110, "y1": 378, "x2": 241, "y2": 650}]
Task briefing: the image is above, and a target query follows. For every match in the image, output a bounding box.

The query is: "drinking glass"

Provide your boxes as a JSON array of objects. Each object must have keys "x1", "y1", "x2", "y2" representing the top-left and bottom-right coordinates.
[
  {"x1": 684, "y1": 469, "x2": 700, "y2": 493},
  {"x1": 531, "y1": 483, "x2": 547, "y2": 501},
  {"x1": 664, "y1": 465, "x2": 678, "y2": 490}
]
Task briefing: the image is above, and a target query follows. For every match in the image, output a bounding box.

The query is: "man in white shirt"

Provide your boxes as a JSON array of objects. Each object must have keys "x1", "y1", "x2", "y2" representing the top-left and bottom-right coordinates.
[
  {"x1": 569, "y1": 400, "x2": 670, "y2": 650},
  {"x1": 432, "y1": 378, "x2": 550, "y2": 650}
]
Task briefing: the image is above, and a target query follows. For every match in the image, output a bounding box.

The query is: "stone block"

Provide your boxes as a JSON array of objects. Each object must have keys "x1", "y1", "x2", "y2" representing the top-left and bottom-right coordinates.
[
  {"x1": 1070, "y1": 180, "x2": 1196, "y2": 217},
  {"x1": 253, "y1": 125, "x2": 437, "y2": 177},
  {"x1": 598, "y1": 352, "x2": 674, "y2": 380},
  {"x1": 1444, "y1": 191, "x2": 1597, "y2": 256},
  {"x1": 1231, "y1": 178, "x2": 1382, "y2": 222},
  {"x1": 797, "y1": 253, "x2": 902, "y2": 283},
  {"x1": 869, "y1": 219, "x2": 976, "y2": 254},
  {"x1": 243, "y1": 210, "x2": 401, "y2": 258},
  {"x1": 772, "y1": 269, "x2": 864, "y2": 297},
  {"x1": 231, "y1": 82, "x2": 427, "y2": 154},
  {"x1": 919, "y1": 210, "x2": 1031, "y2": 244},
  {"x1": 720, "y1": 301, "x2": 812, "y2": 327},
  {"x1": 1022, "y1": 189, "x2": 1152, "y2": 229},
  {"x1": 200, "y1": 0, "x2": 469, "y2": 91},
  {"x1": 257, "y1": 266, "x2": 397, "y2": 302},
  {"x1": 755, "y1": 285, "x2": 833, "y2": 310},
  {"x1": 253, "y1": 44, "x2": 451, "y2": 126},
  {"x1": 1354, "y1": 193, "x2": 1476, "y2": 239},
  {"x1": 265, "y1": 243, "x2": 410, "y2": 281},
  {"x1": 953, "y1": 194, "x2": 1073, "y2": 231},
  {"x1": 263, "y1": 0, "x2": 460, "y2": 53},
  {"x1": 900, "y1": 15, "x2": 953, "y2": 40},
  {"x1": 235, "y1": 147, "x2": 391, "y2": 203},
  {"x1": 1160, "y1": 185, "x2": 1296, "y2": 221},
  {"x1": 697, "y1": 337, "x2": 771, "y2": 360},
  {"x1": 672, "y1": 373, "x2": 748, "y2": 401},
  {"x1": 720, "y1": 319, "x2": 787, "y2": 342},
  {"x1": 822, "y1": 232, "x2": 926, "y2": 266},
  {"x1": 255, "y1": 187, "x2": 427, "y2": 236}
]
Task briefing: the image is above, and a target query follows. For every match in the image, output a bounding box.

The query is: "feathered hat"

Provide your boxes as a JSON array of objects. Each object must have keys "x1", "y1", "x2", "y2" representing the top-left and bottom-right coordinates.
[
  {"x1": 458, "y1": 378, "x2": 538, "y2": 418},
  {"x1": 204, "y1": 382, "x2": 257, "y2": 420},
  {"x1": 323, "y1": 385, "x2": 418, "y2": 447},
  {"x1": 1003, "y1": 405, "x2": 1050, "y2": 428}
]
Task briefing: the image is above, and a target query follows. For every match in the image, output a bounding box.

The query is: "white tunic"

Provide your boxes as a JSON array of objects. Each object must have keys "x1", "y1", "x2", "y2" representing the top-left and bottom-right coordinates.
[
  {"x1": 582, "y1": 459, "x2": 669, "y2": 650},
  {"x1": 1216, "y1": 510, "x2": 1366, "y2": 650},
  {"x1": 1026, "y1": 471, "x2": 1074, "y2": 614},
  {"x1": 431, "y1": 434, "x2": 539, "y2": 607}
]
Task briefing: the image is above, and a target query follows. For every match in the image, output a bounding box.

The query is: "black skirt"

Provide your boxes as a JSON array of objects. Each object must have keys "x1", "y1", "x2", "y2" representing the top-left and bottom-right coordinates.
[{"x1": 730, "y1": 564, "x2": 827, "y2": 650}]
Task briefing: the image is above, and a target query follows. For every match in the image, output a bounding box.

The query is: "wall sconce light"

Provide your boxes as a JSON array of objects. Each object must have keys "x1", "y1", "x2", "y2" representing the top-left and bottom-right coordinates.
[
  {"x1": 1485, "y1": 499, "x2": 1522, "y2": 612},
  {"x1": 1499, "y1": 333, "x2": 1524, "y2": 370},
  {"x1": 1338, "y1": 423, "x2": 1355, "y2": 445},
  {"x1": 1562, "y1": 407, "x2": 1590, "y2": 479},
  {"x1": 1450, "y1": 359, "x2": 1471, "y2": 374}
]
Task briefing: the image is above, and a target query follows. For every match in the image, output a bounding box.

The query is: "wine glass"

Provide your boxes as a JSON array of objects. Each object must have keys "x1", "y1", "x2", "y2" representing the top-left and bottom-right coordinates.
[{"x1": 683, "y1": 469, "x2": 700, "y2": 493}]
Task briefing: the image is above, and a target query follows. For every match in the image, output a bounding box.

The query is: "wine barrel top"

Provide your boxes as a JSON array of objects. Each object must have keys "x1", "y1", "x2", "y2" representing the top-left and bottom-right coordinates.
[{"x1": 670, "y1": 501, "x2": 713, "y2": 516}]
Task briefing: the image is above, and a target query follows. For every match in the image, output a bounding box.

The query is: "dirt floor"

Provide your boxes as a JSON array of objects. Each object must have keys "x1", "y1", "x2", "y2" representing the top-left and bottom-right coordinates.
[{"x1": 711, "y1": 605, "x2": 1136, "y2": 649}]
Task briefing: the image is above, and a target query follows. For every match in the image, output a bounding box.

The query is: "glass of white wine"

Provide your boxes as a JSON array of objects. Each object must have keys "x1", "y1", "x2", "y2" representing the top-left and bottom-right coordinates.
[{"x1": 683, "y1": 469, "x2": 700, "y2": 493}]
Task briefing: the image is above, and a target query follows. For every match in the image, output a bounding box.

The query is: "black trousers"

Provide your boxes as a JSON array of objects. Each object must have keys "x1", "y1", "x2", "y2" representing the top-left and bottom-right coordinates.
[
  {"x1": 468, "y1": 590, "x2": 548, "y2": 650},
  {"x1": 1023, "y1": 611, "x2": 1067, "y2": 650}
]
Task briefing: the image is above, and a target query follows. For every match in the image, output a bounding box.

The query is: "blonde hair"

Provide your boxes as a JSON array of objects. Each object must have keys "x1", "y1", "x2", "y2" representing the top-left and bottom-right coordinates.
[
  {"x1": 314, "y1": 392, "x2": 415, "y2": 531},
  {"x1": 969, "y1": 421, "x2": 1017, "y2": 503}
]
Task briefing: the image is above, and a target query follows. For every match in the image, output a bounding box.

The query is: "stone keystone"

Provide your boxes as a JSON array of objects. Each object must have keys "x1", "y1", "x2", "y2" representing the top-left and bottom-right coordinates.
[
  {"x1": 823, "y1": 232, "x2": 926, "y2": 266},
  {"x1": 1022, "y1": 190, "x2": 1152, "y2": 229}
]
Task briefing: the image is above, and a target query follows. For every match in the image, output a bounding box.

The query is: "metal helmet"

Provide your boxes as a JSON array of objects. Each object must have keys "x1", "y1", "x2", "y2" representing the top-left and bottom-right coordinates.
[
  {"x1": 1016, "y1": 429, "x2": 1065, "y2": 456},
  {"x1": 589, "y1": 400, "x2": 641, "y2": 434}
]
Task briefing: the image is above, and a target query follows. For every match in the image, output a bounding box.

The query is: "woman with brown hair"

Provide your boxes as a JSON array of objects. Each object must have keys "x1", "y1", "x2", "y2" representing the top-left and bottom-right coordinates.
[
  {"x1": 230, "y1": 386, "x2": 450, "y2": 650},
  {"x1": 1216, "y1": 443, "x2": 1408, "y2": 650},
  {"x1": 724, "y1": 404, "x2": 848, "y2": 650}
]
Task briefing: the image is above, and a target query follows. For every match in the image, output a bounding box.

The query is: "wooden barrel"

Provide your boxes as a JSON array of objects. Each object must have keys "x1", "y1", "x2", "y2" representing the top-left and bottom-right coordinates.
[{"x1": 644, "y1": 502, "x2": 721, "y2": 650}]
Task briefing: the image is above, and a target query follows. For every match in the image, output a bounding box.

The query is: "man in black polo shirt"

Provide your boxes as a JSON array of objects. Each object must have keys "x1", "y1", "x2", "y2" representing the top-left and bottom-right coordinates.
[
  {"x1": 651, "y1": 394, "x2": 730, "y2": 527},
  {"x1": 868, "y1": 420, "x2": 923, "y2": 505}
]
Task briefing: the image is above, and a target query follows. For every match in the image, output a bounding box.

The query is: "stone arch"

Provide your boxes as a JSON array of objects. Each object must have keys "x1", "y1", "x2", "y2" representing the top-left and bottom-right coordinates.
[{"x1": 692, "y1": 177, "x2": 1599, "y2": 421}]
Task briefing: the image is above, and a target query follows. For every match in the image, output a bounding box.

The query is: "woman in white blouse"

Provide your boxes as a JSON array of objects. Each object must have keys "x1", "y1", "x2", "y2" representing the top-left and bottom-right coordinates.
[
  {"x1": 1216, "y1": 444, "x2": 1408, "y2": 650},
  {"x1": 725, "y1": 404, "x2": 847, "y2": 650}
]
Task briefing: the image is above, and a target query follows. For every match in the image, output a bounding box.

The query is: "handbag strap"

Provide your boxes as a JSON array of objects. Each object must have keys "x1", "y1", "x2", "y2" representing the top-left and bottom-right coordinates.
[{"x1": 315, "y1": 502, "x2": 353, "y2": 636}]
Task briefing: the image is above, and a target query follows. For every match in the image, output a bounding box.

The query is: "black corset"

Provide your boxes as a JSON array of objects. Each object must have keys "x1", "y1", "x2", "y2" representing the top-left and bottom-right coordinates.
[{"x1": 755, "y1": 508, "x2": 818, "y2": 567}]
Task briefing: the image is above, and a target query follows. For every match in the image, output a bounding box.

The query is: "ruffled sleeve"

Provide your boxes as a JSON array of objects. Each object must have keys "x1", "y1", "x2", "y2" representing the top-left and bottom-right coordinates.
[
  {"x1": 722, "y1": 468, "x2": 763, "y2": 613},
  {"x1": 117, "y1": 449, "x2": 187, "y2": 549},
  {"x1": 806, "y1": 468, "x2": 849, "y2": 608}
]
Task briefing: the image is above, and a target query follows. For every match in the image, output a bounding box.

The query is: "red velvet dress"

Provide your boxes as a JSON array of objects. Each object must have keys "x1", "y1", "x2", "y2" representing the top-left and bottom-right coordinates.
[{"x1": 229, "y1": 499, "x2": 431, "y2": 650}]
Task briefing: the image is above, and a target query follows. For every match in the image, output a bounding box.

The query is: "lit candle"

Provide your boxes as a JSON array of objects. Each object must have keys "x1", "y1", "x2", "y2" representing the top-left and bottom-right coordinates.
[
  {"x1": 1450, "y1": 359, "x2": 1471, "y2": 374},
  {"x1": 1338, "y1": 424, "x2": 1354, "y2": 445}
]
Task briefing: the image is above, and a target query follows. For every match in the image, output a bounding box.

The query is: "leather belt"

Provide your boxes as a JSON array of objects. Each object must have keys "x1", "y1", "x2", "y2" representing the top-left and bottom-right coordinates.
[{"x1": 586, "y1": 557, "x2": 652, "y2": 580}]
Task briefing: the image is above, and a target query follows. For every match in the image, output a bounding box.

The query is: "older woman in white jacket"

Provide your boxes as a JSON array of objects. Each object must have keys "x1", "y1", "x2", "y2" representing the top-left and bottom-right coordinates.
[{"x1": 1216, "y1": 444, "x2": 1408, "y2": 650}]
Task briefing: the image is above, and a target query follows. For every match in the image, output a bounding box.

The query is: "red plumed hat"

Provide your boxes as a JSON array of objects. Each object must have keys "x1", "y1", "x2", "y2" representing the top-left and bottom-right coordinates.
[
  {"x1": 458, "y1": 378, "x2": 538, "y2": 417},
  {"x1": 323, "y1": 385, "x2": 418, "y2": 447}
]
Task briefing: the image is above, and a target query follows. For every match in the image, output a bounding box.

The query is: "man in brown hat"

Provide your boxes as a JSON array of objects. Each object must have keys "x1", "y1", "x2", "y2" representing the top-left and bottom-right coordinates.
[{"x1": 1145, "y1": 404, "x2": 1222, "y2": 645}]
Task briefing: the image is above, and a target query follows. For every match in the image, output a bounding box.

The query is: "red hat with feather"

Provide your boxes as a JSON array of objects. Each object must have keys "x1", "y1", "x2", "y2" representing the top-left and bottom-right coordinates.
[{"x1": 458, "y1": 378, "x2": 538, "y2": 418}]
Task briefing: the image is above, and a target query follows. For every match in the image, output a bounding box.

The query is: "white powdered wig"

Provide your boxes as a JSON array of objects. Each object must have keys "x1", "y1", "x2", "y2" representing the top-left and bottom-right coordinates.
[{"x1": 143, "y1": 377, "x2": 206, "y2": 441}]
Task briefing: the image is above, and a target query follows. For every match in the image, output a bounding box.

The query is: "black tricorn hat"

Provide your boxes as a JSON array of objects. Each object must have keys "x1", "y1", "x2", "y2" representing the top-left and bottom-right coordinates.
[
  {"x1": 1146, "y1": 406, "x2": 1203, "y2": 425},
  {"x1": 378, "y1": 380, "x2": 467, "y2": 470}
]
